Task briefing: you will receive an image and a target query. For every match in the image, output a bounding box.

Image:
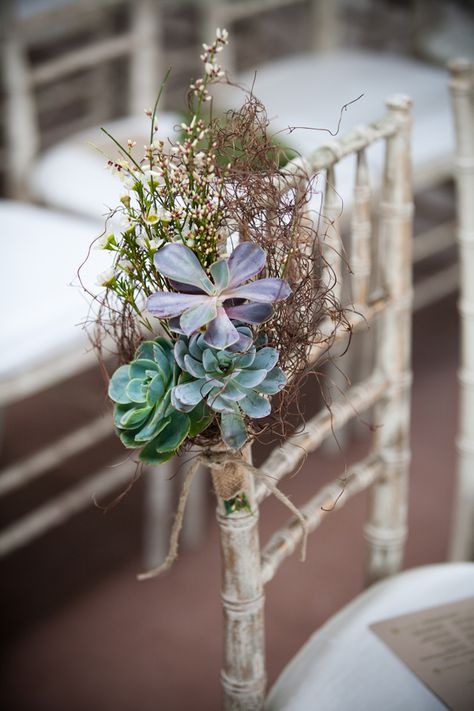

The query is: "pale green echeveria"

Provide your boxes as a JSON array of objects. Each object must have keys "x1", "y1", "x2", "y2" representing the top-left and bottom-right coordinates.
[
  {"x1": 109, "y1": 337, "x2": 212, "y2": 464},
  {"x1": 171, "y1": 327, "x2": 286, "y2": 450}
]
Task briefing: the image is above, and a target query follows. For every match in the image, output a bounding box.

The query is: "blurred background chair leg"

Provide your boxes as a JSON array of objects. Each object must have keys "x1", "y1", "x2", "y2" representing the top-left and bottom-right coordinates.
[
  {"x1": 181, "y1": 453, "x2": 209, "y2": 551},
  {"x1": 448, "y1": 59, "x2": 474, "y2": 561},
  {"x1": 142, "y1": 461, "x2": 174, "y2": 571}
]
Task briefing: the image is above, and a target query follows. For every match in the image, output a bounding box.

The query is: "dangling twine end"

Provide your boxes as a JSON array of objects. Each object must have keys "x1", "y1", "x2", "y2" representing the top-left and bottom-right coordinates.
[
  {"x1": 247, "y1": 463, "x2": 309, "y2": 564},
  {"x1": 137, "y1": 555, "x2": 174, "y2": 581},
  {"x1": 137, "y1": 455, "x2": 202, "y2": 581}
]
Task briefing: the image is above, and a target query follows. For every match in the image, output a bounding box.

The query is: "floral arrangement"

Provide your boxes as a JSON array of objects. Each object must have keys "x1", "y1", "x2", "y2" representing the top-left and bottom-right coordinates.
[{"x1": 85, "y1": 29, "x2": 345, "y2": 520}]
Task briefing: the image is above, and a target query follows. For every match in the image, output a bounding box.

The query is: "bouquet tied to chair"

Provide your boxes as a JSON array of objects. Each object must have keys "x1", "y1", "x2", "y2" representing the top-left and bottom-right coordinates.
[{"x1": 83, "y1": 29, "x2": 347, "y2": 578}]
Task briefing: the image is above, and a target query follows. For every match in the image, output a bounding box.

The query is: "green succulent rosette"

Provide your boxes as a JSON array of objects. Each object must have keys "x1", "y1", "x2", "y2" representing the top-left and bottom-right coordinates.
[
  {"x1": 171, "y1": 327, "x2": 286, "y2": 450},
  {"x1": 109, "y1": 337, "x2": 212, "y2": 464}
]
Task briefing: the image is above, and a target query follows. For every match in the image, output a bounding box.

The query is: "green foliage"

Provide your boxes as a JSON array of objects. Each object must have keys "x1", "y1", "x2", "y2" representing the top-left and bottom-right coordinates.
[{"x1": 109, "y1": 337, "x2": 212, "y2": 464}]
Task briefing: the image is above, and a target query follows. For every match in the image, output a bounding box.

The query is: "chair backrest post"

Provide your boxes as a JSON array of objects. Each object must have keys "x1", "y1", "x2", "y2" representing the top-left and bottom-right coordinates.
[
  {"x1": 128, "y1": 0, "x2": 165, "y2": 115},
  {"x1": 364, "y1": 95, "x2": 414, "y2": 585},
  {"x1": 0, "y1": 0, "x2": 40, "y2": 197},
  {"x1": 448, "y1": 59, "x2": 474, "y2": 561},
  {"x1": 308, "y1": 0, "x2": 340, "y2": 53},
  {"x1": 201, "y1": 0, "x2": 236, "y2": 76},
  {"x1": 210, "y1": 452, "x2": 266, "y2": 710}
]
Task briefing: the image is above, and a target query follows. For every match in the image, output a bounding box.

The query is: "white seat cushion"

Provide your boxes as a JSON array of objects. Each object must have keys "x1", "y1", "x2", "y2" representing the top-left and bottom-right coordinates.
[
  {"x1": 0, "y1": 200, "x2": 108, "y2": 397},
  {"x1": 217, "y1": 49, "x2": 454, "y2": 214},
  {"x1": 265, "y1": 563, "x2": 474, "y2": 710},
  {"x1": 28, "y1": 112, "x2": 181, "y2": 221}
]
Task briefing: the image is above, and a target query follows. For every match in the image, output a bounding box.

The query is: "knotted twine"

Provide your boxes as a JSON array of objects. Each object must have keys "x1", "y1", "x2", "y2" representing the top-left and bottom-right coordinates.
[{"x1": 138, "y1": 450, "x2": 308, "y2": 581}]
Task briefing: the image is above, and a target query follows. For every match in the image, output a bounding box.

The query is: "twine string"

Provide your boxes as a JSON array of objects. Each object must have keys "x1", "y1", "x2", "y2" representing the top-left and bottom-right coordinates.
[{"x1": 137, "y1": 450, "x2": 308, "y2": 581}]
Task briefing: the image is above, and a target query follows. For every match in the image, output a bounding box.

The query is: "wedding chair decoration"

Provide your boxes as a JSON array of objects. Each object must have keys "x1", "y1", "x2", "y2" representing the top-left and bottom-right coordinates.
[
  {"x1": 1, "y1": 0, "x2": 179, "y2": 220},
  {"x1": 448, "y1": 59, "x2": 474, "y2": 562},
  {"x1": 205, "y1": 89, "x2": 415, "y2": 709},
  {"x1": 88, "y1": 27, "x2": 427, "y2": 708}
]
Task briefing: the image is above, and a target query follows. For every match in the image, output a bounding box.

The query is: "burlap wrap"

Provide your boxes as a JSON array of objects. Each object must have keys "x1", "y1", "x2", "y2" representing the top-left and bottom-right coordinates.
[{"x1": 209, "y1": 459, "x2": 245, "y2": 500}]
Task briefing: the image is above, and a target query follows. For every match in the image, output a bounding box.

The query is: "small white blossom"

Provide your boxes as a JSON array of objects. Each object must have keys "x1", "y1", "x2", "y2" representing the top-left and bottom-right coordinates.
[
  {"x1": 149, "y1": 238, "x2": 164, "y2": 251},
  {"x1": 96, "y1": 267, "x2": 115, "y2": 286},
  {"x1": 118, "y1": 259, "x2": 133, "y2": 272},
  {"x1": 94, "y1": 233, "x2": 116, "y2": 250}
]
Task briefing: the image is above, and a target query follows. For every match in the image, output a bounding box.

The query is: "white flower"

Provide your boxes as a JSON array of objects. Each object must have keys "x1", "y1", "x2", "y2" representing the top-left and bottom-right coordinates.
[
  {"x1": 149, "y1": 238, "x2": 164, "y2": 251},
  {"x1": 118, "y1": 259, "x2": 133, "y2": 272},
  {"x1": 96, "y1": 268, "x2": 115, "y2": 286},
  {"x1": 137, "y1": 236, "x2": 164, "y2": 251},
  {"x1": 94, "y1": 233, "x2": 116, "y2": 250},
  {"x1": 143, "y1": 206, "x2": 171, "y2": 225}
]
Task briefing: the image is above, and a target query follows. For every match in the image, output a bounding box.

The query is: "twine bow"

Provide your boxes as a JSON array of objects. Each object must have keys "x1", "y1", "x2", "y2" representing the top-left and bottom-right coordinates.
[{"x1": 138, "y1": 450, "x2": 308, "y2": 581}]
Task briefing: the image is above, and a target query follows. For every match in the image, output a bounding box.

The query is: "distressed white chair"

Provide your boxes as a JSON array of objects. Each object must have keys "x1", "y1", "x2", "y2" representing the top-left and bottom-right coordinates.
[
  {"x1": 448, "y1": 59, "x2": 474, "y2": 562},
  {"x1": 0, "y1": 200, "x2": 133, "y2": 556},
  {"x1": 0, "y1": 1, "x2": 197, "y2": 566},
  {"x1": 206, "y1": 0, "x2": 461, "y2": 311},
  {"x1": 1, "y1": 0, "x2": 180, "y2": 219},
  {"x1": 202, "y1": 93, "x2": 474, "y2": 710},
  {"x1": 200, "y1": 94, "x2": 415, "y2": 709},
  {"x1": 0, "y1": 199, "x2": 189, "y2": 566}
]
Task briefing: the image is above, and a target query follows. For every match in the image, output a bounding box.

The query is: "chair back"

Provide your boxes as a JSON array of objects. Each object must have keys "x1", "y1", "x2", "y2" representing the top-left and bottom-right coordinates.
[
  {"x1": 448, "y1": 59, "x2": 474, "y2": 561},
  {"x1": 203, "y1": 95, "x2": 414, "y2": 710},
  {"x1": 201, "y1": 0, "x2": 339, "y2": 75},
  {"x1": 0, "y1": 0, "x2": 163, "y2": 196}
]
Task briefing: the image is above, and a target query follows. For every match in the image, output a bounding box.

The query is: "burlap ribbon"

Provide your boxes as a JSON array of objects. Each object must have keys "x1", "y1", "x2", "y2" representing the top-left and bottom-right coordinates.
[{"x1": 138, "y1": 450, "x2": 308, "y2": 581}]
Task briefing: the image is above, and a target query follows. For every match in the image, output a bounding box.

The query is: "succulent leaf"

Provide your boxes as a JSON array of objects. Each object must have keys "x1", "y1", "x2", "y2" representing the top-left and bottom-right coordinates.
[
  {"x1": 147, "y1": 243, "x2": 291, "y2": 349},
  {"x1": 171, "y1": 327, "x2": 286, "y2": 449},
  {"x1": 221, "y1": 410, "x2": 247, "y2": 450},
  {"x1": 108, "y1": 365, "x2": 133, "y2": 404},
  {"x1": 109, "y1": 337, "x2": 212, "y2": 462}
]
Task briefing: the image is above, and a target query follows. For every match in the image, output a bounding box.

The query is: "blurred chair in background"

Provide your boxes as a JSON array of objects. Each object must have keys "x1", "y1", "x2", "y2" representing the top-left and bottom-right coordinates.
[
  {"x1": 0, "y1": 197, "x2": 203, "y2": 569},
  {"x1": 1, "y1": 0, "x2": 179, "y2": 219},
  {"x1": 448, "y1": 59, "x2": 474, "y2": 562},
  {"x1": 0, "y1": 0, "x2": 207, "y2": 571},
  {"x1": 0, "y1": 200, "x2": 129, "y2": 557}
]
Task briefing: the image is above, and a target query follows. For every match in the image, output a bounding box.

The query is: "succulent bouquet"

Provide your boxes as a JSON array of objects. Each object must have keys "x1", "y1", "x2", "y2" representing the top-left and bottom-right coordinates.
[
  {"x1": 86, "y1": 26, "x2": 343, "y2": 527},
  {"x1": 92, "y1": 29, "x2": 297, "y2": 481},
  {"x1": 109, "y1": 240, "x2": 290, "y2": 463}
]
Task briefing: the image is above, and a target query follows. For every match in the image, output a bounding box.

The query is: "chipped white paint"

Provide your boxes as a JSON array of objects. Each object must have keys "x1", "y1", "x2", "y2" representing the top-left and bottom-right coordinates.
[
  {"x1": 448, "y1": 60, "x2": 474, "y2": 561},
  {"x1": 364, "y1": 96, "x2": 413, "y2": 585},
  {"x1": 210, "y1": 450, "x2": 266, "y2": 711},
  {"x1": 351, "y1": 149, "x2": 372, "y2": 306}
]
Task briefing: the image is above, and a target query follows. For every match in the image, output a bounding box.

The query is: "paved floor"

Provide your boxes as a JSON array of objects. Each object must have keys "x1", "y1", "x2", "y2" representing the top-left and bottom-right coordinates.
[{"x1": 0, "y1": 290, "x2": 458, "y2": 711}]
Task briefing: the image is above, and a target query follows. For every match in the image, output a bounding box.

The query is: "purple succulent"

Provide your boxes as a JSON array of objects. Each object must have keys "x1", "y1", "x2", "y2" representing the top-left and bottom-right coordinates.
[{"x1": 147, "y1": 242, "x2": 291, "y2": 350}]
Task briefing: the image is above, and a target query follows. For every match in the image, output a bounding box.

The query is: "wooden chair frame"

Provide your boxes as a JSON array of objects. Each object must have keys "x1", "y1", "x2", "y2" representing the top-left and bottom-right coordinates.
[
  {"x1": 0, "y1": 0, "x2": 167, "y2": 561},
  {"x1": 0, "y1": 0, "x2": 164, "y2": 198},
  {"x1": 448, "y1": 59, "x2": 474, "y2": 561},
  {"x1": 201, "y1": 95, "x2": 413, "y2": 710}
]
